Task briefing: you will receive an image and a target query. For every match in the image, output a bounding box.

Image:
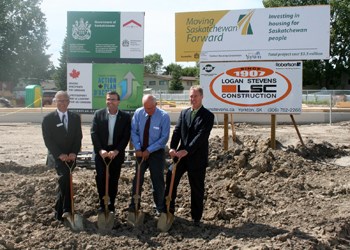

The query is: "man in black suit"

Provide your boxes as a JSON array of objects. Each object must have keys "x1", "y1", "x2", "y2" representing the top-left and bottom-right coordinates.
[
  {"x1": 165, "y1": 85, "x2": 214, "y2": 226},
  {"x1": 42, "y1": 91, "x2": 83, "y2": 221},
  {"x1": 91, "y1": 91, "x2": 131, "y2": 213}
]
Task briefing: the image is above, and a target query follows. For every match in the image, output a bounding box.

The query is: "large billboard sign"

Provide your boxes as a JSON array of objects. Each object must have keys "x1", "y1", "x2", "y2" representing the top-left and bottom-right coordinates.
[
  {"x1": 67, "y1": 12, "x2": 144, "y2": 62},
  {"x1": 200, "y1": 61, "x2": 302, "y2": 114},
  {"x1": 176, "y1": 5, "x2": 330, "y2": 62},
  {"x1": 67, "y1": 63, "x2": 144, "y2": 113}
]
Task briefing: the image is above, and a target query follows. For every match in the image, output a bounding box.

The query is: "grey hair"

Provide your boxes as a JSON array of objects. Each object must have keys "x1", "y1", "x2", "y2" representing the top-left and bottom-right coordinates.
[
  {"x1": 142, "y1": 94, "x2": 157, "y2": 105},
  {"x1": 54, "y1": 91, "x2": 70, "y2": 102}
]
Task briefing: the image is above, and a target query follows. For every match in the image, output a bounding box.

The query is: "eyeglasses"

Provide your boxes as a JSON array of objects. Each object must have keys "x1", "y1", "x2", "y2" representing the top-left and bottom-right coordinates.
[{"x1": 55, "y1": 99, "x2": 69, "y2": 103}]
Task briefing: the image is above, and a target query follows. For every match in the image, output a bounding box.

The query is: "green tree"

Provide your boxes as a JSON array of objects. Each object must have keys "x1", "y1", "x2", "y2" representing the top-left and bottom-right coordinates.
[
  {"x1": 329, "y1": 0, "x2": 350, "y2": 87},
  {"x1": 169, "y1": 64, "x2": 184, "y2": 91},
  {"x1": 0, "y1": 0, "x2": 50, "y2": 85},
  {"x1": 182, "y1": 65, "x2": 199, "y2": 77},
  {"x1": 144, "y1": 53, "x2": 163, "y2": 74},
  {"x1": 163, "y1": 63, "x2": 182, "y2": 75},
  {"x1": 54, "y1": 36, "x2": 68, "y2": 90},
  {"x1": 163, "y1": 63, "x2": 199, "y2": 77},
  {"x1": 262, "y1": 0, "x2": 350, "y2": 88}
]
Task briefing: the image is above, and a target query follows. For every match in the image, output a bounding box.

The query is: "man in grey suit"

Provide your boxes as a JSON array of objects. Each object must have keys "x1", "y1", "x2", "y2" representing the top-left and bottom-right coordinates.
[
  {"x1": 91, "y1": 91, "x2": 131, "y2": 214},
  {"x1": 42, "y1": 91, "x2": 83, "y2": 221}
]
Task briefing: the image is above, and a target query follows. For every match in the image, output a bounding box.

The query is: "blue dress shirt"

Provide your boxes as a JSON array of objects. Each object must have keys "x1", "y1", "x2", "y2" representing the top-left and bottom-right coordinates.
[{"x1": 131, "y1": 107, "x2": 170, "y2": 153}]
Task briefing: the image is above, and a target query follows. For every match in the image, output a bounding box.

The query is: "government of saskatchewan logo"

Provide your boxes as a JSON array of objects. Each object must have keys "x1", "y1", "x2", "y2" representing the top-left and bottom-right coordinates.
[
  {"x1": 237, "y1": 10, "x2": 254, "y2": 35},
  {"x1": 72, "y1": 18, "x2": 91, "y2": 40},
  {"x1": 122, "y1": 39, "x2": 129, "y2": 47}
]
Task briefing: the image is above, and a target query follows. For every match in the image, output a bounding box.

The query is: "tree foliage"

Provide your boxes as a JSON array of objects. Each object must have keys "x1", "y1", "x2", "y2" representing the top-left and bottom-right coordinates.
[
  {"x1": 182, "y1": 65, "x2": 199, "y2": 77},
  {"x1": 163, "y1": 63, "x2": 199, "y2": 77},
  {"x1": 53, "y1": 36, "x2": 68, "y2": 90},
  {"x1": 169, "y1": 64, "x2": 184, "y2": 91},
  {"x1": 262, "y1": 0, "x2": 350, "y2": 88},
  {"x1": 144, "y1": 53, "x2": 163, "y2": 74},
  {"x1": 262, "y1": 0, "x2": 328, "y2": 7},
  {"x1": 163, "y1": 63, "x2": 182, "y2": 75},
  {"x1": 0, "y1": 0, "x2": 50, "y2": 85}
]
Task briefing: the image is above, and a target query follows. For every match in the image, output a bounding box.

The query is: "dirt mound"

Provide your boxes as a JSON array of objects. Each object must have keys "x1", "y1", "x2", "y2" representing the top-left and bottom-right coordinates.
[
  {"x1": 1, "y1": 123, "x2": 350, "y2": 249},
  {"x1": 285, "y1": 139, "x2": 349, "y2": 161}
]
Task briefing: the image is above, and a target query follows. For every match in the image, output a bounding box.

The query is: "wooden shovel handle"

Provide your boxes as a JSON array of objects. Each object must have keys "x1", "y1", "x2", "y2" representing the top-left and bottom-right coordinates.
[
  {"x1": 166, "y1": 158, "x2": 180, "y2": 213},
  {"x1": 65, "y1": 161, "x2": 75, "y2": 221},
  {"x1": 134, "y1": 159, "x2": 143, "y2": 212},
  {"x1": 102, "y1": 158, "x2": 112, "y2": 214}
]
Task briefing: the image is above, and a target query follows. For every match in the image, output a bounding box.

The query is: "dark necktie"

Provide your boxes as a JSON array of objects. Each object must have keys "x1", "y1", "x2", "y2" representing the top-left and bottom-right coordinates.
[
  {"x1": 191, "y1": 110, "x2": 197, "y2": 123},
  {"x1": 62, "y1": 114, "x2": 67, "y2": 131},
  {"x1": 142, "y1": 115, "x2": 151, "y2": 151}
]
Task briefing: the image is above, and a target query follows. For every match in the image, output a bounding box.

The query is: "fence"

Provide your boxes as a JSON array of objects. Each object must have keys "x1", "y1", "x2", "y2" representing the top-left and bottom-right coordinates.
[
  {"x1": 151, "y1": 89, "x2": 350, "y2": 108},
  {"x1": 302, "y1": 89, "x2": 350, "y2": 107}
]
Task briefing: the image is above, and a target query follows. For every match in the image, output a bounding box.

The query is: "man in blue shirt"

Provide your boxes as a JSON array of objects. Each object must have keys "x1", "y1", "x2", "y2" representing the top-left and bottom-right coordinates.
[{"x1": 129, "y1": 94, "x2": 170, "y2": 216}]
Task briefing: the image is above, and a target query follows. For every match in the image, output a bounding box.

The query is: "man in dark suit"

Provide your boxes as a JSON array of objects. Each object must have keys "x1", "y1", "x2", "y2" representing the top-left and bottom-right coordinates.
[
  {"x1": 165, "y1": 85, "x2": 214, "y2": 226},
  {"x1": 42, "y1": 91, "x2": 83, "y2": 221},
  {"x1": 91, "y1": 91, "x2": 131, "y2": 213}
]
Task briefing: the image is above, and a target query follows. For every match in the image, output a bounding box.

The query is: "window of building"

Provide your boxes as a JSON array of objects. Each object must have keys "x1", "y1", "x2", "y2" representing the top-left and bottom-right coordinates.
[
  {"x1": 149, "y1": 81, "x2": 156, "y2": 86},
  {"x1": 159, "y1": 80, "x2": 166, "y2": 85}
]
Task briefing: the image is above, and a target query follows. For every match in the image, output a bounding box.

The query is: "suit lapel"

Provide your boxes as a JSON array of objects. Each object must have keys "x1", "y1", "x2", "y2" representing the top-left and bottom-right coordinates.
[
  {"x1": 186, "y1": 108, "x2": 192, "y2": 127},
  {"x1": 103, "y1": 109, "x2": 109, "y2": 137},
  {"x1": 55, "y1": 111, "x2": 61, "y2": 123},
  {"x1": 113, "y1": 111, "x2": 121, "y2": 138}
]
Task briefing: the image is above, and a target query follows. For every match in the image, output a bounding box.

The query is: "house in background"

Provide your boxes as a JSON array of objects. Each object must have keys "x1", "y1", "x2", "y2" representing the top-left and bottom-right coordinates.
[{"x1": 143, "y1": 73, "x2": 198, "y2": 91}]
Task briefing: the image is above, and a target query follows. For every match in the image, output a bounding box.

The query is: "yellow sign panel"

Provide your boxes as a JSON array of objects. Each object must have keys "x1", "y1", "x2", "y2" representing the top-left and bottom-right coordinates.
[{"x1": 175, "y1": 11, "x2": 228, "y2": 62}]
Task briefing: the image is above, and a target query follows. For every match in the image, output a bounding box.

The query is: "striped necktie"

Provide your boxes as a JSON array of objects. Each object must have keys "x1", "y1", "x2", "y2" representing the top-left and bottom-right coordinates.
[
  {"x1": 62, "y1": 114, "x2": 67, "y2": 131},
  {"x1": 142, "y1": 115, "x2": 151, "y2": 151}
]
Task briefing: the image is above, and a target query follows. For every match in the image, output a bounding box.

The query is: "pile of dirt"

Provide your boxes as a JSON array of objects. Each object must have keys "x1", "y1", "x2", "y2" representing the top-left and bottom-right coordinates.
[{"x1": 1, "y1": 130, "x2": 350, "y2": 249}]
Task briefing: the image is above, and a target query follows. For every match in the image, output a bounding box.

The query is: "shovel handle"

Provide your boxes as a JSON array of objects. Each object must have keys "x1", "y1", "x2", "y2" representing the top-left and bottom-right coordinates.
[
  {"x1": 134, "y1": 159, "x2": 143, "y2": 212},
  {"x1": 166, "y1": 158, "x2": 180, "y2": 213},
  {"x1": 65, "y1": 161, "x2": 76, "y2": 223},
  {"x1": 102, "y1": 158, "x2": 112, "y2": 213}
]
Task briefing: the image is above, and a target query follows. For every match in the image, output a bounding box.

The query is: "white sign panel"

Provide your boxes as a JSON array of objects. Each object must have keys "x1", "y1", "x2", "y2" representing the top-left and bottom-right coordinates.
[
  {"x1": 176, "y1": 5, "x2": 330, "y2": 62},
  {"x1": 120, "y1": 12, "x2": 145, "y2": 59},
  {"x1": 201, "y1": 61, "x2": 302, "y2": 114},
  {"x1": 67, "y1": 63, "x2": 93, "y2": 110}
]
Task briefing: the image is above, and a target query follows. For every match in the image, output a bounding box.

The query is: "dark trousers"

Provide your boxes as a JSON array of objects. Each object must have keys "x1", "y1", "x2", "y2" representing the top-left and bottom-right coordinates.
[
  {"x1": 164, "y1": 158, "x2": 207, "y2": 221},
  {"x1": 129, "y1": 149, "x2": 165, "y2": 212},
  {"x1": 95, "y1": 151, "x2": 123, "y2": 210},
  {"x1": 54, "y1": 160, "x2": 72, "y2": 220}
]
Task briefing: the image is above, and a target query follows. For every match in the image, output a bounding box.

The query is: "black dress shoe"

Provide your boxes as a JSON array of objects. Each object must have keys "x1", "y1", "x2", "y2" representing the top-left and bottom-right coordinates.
[
  {"x1": 193, "y1": 220, "x2": 201, "y2": 227},
  {"x1": 108, "y1": 205, "x2": 115, "y2": 213},
  {"x1": 97, "y1": 207, "x2": 105, "y2": 213},
  {"x1": 62, "y1": 212, "x2": 71, "y2": 218}
]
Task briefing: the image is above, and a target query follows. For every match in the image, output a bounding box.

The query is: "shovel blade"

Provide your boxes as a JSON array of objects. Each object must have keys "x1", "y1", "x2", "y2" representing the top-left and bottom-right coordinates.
[
  {"x1": 97, "y1": 211, "x2": 115, "y2": 230},
  {"x1": 65, "y1": 214, "x2": 84, "y2": 231},
  {"x1": 127, "y1": 211, "x2": 145, "y2": 226},
  {"x1": 157, "y1": 212, "x2": 174, "y2": 232}
]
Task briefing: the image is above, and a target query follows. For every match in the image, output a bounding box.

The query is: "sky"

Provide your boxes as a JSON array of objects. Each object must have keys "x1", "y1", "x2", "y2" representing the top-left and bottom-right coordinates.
[{"x1": 40, "y1": 0, "x2": 264, "y2": 68}]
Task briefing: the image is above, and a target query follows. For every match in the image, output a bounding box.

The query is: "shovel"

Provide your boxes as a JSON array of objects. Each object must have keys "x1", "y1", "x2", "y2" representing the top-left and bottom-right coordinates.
[
  {"x1": 97, "y1": 158, "x2": 114, "y2": 230},
  {"x1": 64, "y1": 161, "x2": 84, "y2": 231},
  {"x1": 127, "y1": 159, "x2": 145, "y2": 226},
  {"x1": 157, "y1": 158, "x2": 180, "y2": 232}
]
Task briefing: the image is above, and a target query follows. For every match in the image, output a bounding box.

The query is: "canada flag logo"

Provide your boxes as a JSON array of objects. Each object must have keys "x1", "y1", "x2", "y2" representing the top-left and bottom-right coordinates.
[{"x1": 69, "y1": 69, "x2": 80, "y2": 79}]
